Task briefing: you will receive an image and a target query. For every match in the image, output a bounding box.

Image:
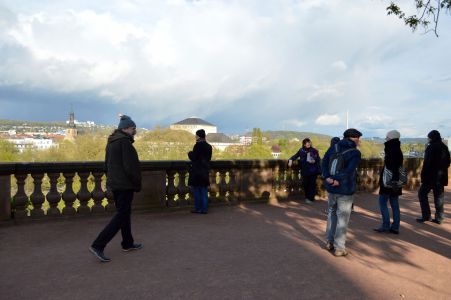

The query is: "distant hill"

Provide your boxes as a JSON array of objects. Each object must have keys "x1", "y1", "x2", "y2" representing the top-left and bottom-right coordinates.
[
  {"x1": 0, "y1": 119, "x2": 66, "y2": 127},
  {"x1": 245, "y1": 130, "x2": 332, "y2": 140},
  {"x1": 365, "y1": 137, "x2": 428, "y2": 144}
]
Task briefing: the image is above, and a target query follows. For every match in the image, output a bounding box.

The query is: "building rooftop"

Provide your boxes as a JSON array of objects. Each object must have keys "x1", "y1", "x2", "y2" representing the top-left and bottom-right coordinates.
[
  {"x1": 172, "y1": 117, "x2": 215, "y2": 127},
  {"x1": 206, "y1": 133, "x2": 234, "y2": 143}
]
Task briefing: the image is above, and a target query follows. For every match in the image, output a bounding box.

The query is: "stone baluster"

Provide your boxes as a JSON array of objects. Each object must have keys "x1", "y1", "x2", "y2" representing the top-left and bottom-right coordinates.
[
  {"x1": 76, "y1": 172, "x2": 91, "y2": 214},
  {"x1": 13, "y1": 173, "x2": 29, "y2": 218},
  {"x1": 218, "y1": 169, "x2": 227, "y2": 203},
  {"x1": 62, "y1": 172, "x2": 77, "y2": 215},
  {"x1": 208, "y1": 170, "x2": 219, "y2": 203},
  {"x1": 46, "y1": 173, "x2": 61, "y2": 216},
  {"x1": 30, "y1": 172, "x2": 45, "y2": 218},
  {"x1": 91, "y1": 172, "x2": 105, "y2": 213},
  {"x1": 166, "y1": 170, "x2": 177, "y2": 207},
  {"x1": 177, "y1": 170, "x2": 190, "y2": 207},
  {"x1": 228, "y1": 169, "x2": 239, "y2": 202}
]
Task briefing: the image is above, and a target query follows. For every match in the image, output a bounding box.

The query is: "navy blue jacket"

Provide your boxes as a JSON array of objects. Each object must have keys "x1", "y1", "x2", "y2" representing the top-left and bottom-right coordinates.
[
  {"x1": 289, "y1": 147, "x2": 321, "y2": 176},
  {"x1": 188, "y1": 140, "x2": 212, "y2": 186},
  {"x1": 321, "y1": 138, "x2": 361, "y2": 195}
]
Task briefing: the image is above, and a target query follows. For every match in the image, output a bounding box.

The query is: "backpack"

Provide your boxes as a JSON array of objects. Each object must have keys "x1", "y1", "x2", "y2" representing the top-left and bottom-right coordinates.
[{"x1": 328, "y1": 144, "x2": 356, "y2": 176}]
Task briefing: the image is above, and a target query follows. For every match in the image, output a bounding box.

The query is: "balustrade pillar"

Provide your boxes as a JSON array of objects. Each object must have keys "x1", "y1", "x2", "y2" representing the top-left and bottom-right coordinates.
[
  {"x1": 91, "y1": 172, "x2": 105, "y2": 213},
  {"x1": 0, "y1": 175, "x2": 11, "y2": 220},
  {"x1": 62, "y1": 172, "x2": 77, "y2": 215},
  {"x1": 177, "y1": 170, "x2": 190, "y2": 207},
  {"x1": 166, "y1": 170, "x2": 177, "y2": 207},
  {"x1": 76, "y1": 172, "x2": 91, "y2": 214},
  {"x1": 30, "y1": 173, "x2": 45, "y2": 218},
  {"x1": 46, "y1": 173, "x2": 61, "y2": 216},
  {"x1": 209, "y1": 171, "x2": 219, "y2": 203},
  {"x1": 218, "y1": 170, "x2": 227, "y2": 202},
  {"x1": 12, "y1": 173, "x2": 29, "y2": 218}
]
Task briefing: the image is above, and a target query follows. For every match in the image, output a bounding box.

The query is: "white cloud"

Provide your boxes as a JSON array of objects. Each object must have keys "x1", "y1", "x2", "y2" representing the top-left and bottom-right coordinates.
[
  {"x1": 331, "y1": 60, "x2": 347, "y2": 71},
  {"x1": 315, "y1": 114, "x2": 341, "y2": 126}
]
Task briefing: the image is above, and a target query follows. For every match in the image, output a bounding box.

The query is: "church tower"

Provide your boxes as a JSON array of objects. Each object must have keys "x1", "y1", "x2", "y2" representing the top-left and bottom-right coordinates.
[{"x1": 65, "y1": 106, "x2": 78, "y2": 141}]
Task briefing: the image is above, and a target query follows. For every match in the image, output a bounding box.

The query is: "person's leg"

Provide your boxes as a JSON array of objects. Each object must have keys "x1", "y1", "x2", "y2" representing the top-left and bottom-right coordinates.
[
  {"x1": 376, "y1": 194, "x2": 390, "y2": 231},
  {"x1": 192, "y1": 186, "x2": 202, "y2": 212},
  {"x1": 200, "y1": 186, "x2": 209, "y2": 213},
  {"x1": 119, "y1": 190, "x2": 134, "y2": 249},
  {"x1": 307, "y1": 175, "x2": 317, "y2": 201},
  {"x1": 333, "y1": 195, "x2": 353, "y2": 250},
  {"x1": 92, "y1": 190, "x2": 129, "y2": 251},
  {"x1": 432, "y1": 184, "x2": 445, "y2": 223},
  {"x1": 302, "y1": 176, "x2": 310, "y2": 200},
  {"x1": 326, "y1": 193, "x2": 338, "y2": 244},
  {"x1": 418, "y1": 183, "x2": 432, "y2": 220},
  {"x1": 389, "y1": 195, "x2": 400, "y2": 232}
]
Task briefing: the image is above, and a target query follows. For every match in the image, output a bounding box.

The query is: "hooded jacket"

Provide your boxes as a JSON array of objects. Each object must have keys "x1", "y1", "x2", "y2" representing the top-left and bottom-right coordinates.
[
  {"x1": 379, "y1": 138, "x2": 403, "y2": 196},
  {"x1": 321, "y1": 138, "x2": 362, "y2": 195},
  {"x1": 290, "y1": 146, "x2": 321, "y2": 176},
  {"x1": 421, "y1": 131, "x2": 450, "y2": 186},
  {"x1": 188, "y1": 139, "x2": 212, "y2": 186},
  {"x1": 105, "y1": 130, "x2": 142, "y2": 192}
]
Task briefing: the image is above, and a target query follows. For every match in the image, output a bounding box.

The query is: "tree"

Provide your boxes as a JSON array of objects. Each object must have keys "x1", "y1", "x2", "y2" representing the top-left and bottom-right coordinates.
[{"x1": 387, "y1": 0, "x2": 451, "y2": 37}]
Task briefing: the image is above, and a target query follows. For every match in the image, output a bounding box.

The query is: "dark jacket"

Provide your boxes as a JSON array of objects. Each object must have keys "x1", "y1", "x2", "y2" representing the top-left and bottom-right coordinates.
[
  {"x1": 105, "y1": 130, "x2": 142, "y2": 192},
  {"x1": 321, "y1": 138, "x2": 362, "y2": 195},
  {"x1": 290, "y1": 147, "x2": 321, "y2": 176},
  {"x1": 379, "y1": 138, "x2": 403, "y2": 196},
  {"x1": 421, "y1": 136, "x2": 450, "y2": 186},
  {"x1": 188, "y1": 140, "x2": 212, "y2": 187}
]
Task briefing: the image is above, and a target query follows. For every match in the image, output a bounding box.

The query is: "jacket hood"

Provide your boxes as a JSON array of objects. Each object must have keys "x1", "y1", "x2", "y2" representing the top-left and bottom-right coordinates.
[
  {"x1": 337, "y1": 138, "x2": 357, "y2": 150},
  {"x1": 384, "y1": 138, "x2": 400, "y2": 149},
  {"x1": 108, "y1": 129, "x2": 134, "y2": 144}
]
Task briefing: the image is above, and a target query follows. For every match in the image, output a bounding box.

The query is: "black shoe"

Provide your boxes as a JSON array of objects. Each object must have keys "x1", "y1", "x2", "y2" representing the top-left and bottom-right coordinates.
[
  {"x1": 122, "y1": 243, "x2": 143, "y2": 252},
  {"x1": 373, "y1": 228, "x2": 389, "y2": 233},
  {"x1": 431, "y1": 218, "x2": 443, "y2": 224},
  {"x1": 191, "y1": 210, "x2": 201, "y2": 214},
  {"x1": 416, "y1": 217, "x2": 432, "y2": 223},
  {"x1": 200, "y1": 211, "x2": 208, "y2": 214},
  {"x1": 89, "y1": 246, "x2": 111, "y2": 262},
  {"x1": 389, "y1": 229, "x2": 399, "y2": 234}
]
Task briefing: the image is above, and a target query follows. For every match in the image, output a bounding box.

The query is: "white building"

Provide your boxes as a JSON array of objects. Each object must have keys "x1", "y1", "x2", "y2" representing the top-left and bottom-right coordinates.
[
  {"x1": 7, "y1": 137, "x2": 57, "y2": 153},
  {"x1": 170, "y1": 117, "x2": 217, "y2": 136},
  {"x1": 206, "y1": 133, "x2": 240, "y2": 151},
  {"x1": 239, "y1": 136, "x2": 253, "y2": 145}
]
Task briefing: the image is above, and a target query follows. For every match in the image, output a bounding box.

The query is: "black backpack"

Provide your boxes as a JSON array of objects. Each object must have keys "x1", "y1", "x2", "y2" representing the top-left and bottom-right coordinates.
[{"x1": 328, "y1": 144, "x2": 356, "y2": 176}]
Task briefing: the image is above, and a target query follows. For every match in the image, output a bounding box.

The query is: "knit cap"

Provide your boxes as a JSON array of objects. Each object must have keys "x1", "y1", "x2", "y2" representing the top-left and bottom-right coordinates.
[
  {"x1": 386, "y1": 130, "x2": 400, "y2": 140},
  {"x1": 118, "y1": 115, "x2": 136, "y2": 129}
]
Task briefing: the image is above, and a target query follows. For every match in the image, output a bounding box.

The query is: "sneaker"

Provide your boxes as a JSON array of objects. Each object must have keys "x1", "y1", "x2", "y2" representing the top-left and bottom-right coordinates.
[
  {"x1": 89, "y1": 246, "x2": 111, "y2": 262},
  {"x1": 416, "y1": 217, "x2": 432, "y2": 223},
  {"x1": 122, "y1": 243, "x2": 143, "y2": 252},
  {"x1": 334, "y1": 249, "x2": 348, "y2": 257},
  {"x1": 431, "y1": 218, "x2": 443, "y2": 224},
  {"x1": 325, "y1": 241, "x2": 334, "y2": 251},
  {"x1": 305, "y1": 199, "x2": 313, "y2": 204}
]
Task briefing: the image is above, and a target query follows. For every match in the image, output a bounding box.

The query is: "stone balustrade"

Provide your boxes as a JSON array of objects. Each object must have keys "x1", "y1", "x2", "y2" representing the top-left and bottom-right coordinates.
[{"x1": 0, "y1": 158, "x2": 427, "y2": 221}]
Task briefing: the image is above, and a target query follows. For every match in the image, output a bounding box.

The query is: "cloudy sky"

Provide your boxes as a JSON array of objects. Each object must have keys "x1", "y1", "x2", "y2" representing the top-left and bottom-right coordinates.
[{"x1": 0, "y1": 0, "x2": 450, "y2": 137}]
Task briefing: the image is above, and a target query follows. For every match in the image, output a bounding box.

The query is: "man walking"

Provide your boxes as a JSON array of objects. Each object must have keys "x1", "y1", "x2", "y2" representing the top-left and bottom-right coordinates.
[
  {"x1": 417, "y1": 130, "x2": 450, "y2": 224},
  {"x1": 89, "y1": 114, "x2": 142, "y2": 262},
  {"x1": 188, "y1": 129, "x2": 212, "y2": 214},
  {"x1": 321, "y1": 128, "x2": 362, "y2": 257}
]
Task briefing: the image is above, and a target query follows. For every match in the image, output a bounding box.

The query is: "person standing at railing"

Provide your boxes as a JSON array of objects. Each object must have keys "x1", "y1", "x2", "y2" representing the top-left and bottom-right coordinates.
[
  {"x1": 188, "y1": 129, "x2": 212, "y2": 214},
  {"x1": 288, "y1": 138, "x2": 321, "y2": 204},
  {"x1": 374, "y1": 130, "x2": 403, "y2": 234},
  {"x1": 89, "y1": 114, "x2": 143, "y2": 262},
  {"x1": 416, "y1": 130, "x2": 450, "y2": 224},
  {"x1": 321, "y1": 128, "x2": 362, "y2": 257}
]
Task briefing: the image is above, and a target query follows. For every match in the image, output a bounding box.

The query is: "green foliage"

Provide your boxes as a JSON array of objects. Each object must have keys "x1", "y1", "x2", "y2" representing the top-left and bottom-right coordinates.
[
  {"x1": 387, "y1": 0, "x2": 451, "y2": 36},
  {"x1": 0, "y1": 139, "x2": 17, "y2": 162}
]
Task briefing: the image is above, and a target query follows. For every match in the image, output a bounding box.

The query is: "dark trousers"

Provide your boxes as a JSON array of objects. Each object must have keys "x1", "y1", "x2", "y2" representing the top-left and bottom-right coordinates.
[
  {"x1": 418, "y1": 183, "x2": 445, "y2": 221},
  {"x1": 92, "y1": 190, "x2": 134, "y2": 251},
  {"x1": 192, "y1": 186, "x2": 209, "y2": 213},
  {"x1": 302, "y1": 174, "x2": 318, "y2": 201}
]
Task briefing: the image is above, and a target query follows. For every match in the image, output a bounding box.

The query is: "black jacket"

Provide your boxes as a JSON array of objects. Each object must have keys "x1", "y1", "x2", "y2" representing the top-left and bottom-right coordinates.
[
  {"x1": 105, "y1": 130, "x2": 142, "y2": 192},
  {"x1": 421, "y1": 137, "x2": 450, "y2": 186},
  {"x1": 188, "y1": 140, "x2": 212, "y2": 187},
  {"x1": 379, "y1": 138, "x2": 403, "y2": 196}
]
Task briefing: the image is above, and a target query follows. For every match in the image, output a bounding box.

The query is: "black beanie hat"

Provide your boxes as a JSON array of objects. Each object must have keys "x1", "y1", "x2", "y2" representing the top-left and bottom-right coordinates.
[
  {"x1": 196, "y1": 129, "x2": 206, "y2": 139},
  {"x1": 427, "y1": 130, "x2": 441, "y2": 141},
  {"x1": 343, "y1": 128, "x2": 362, "y2": 138}
]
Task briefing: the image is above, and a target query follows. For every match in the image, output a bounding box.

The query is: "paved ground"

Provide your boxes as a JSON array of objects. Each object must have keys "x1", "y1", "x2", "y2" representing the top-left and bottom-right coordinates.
[{"x1": 0, "y1": 189, "x2": 450, "y2": 300}]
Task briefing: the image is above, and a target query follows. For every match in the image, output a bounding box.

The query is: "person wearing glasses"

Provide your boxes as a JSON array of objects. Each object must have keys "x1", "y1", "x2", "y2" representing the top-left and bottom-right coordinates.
[{"x1": 89, "y1": 114, "x2": 142, "y2": 262}]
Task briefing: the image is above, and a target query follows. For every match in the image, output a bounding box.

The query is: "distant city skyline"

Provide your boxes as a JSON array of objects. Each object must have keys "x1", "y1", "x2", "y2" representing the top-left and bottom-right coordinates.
[{"x1": 0, "y1": 0, "x2": 450, "y2": 138}]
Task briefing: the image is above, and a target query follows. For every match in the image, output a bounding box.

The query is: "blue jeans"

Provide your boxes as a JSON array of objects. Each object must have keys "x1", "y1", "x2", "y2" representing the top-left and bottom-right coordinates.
[
  {"x1": 326, "y1": 193, "x2": 353, "y2": 250},
  {"x1": 378, "y1": 194, "x2": 400, "y2": 231},
  {"x1": 192, "y1": 186, "x2": 208, "y2": 213}
]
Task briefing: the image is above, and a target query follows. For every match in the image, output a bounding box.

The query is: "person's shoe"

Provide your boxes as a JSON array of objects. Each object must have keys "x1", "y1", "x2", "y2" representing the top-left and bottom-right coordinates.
[
  {"x1": 431, "y1": 218, "x2": 443, "y2": 224},
  {"x1": 191, "y1": 210, "x2": 201, "y2": 214},
  {"x1": 416, "y1": 217, "x2": 432, "y2": 223},
  {"x1": 373, "y1": 227, "x2": 389, "y2": 233},
  {"x1": 325, "y1": 241, "x2": 334, "y2": 251},
  {"x1": 389, "y1": 228, "x2": 399, "y2": 234},
  {"x1": 122, "y1": 243, "x2": 143, "y2": 252},
  {"x1": 334, "y1": 249, "x2": 348, "y2": 257},
  {"x1": 200, "y1": 211, "x2": 208, "y2": 214},
  {"x1": 305, "y1": 199, "x2": 313, "y2": 204},
  {"x1": 89, "y1": 246, "x2": 111, "y2": 262}
]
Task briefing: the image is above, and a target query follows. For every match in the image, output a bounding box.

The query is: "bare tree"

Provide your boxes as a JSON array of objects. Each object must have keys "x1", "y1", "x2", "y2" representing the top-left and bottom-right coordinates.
[{"x1": 387, "y1": 0, "x2": 451, "y2": 37}]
